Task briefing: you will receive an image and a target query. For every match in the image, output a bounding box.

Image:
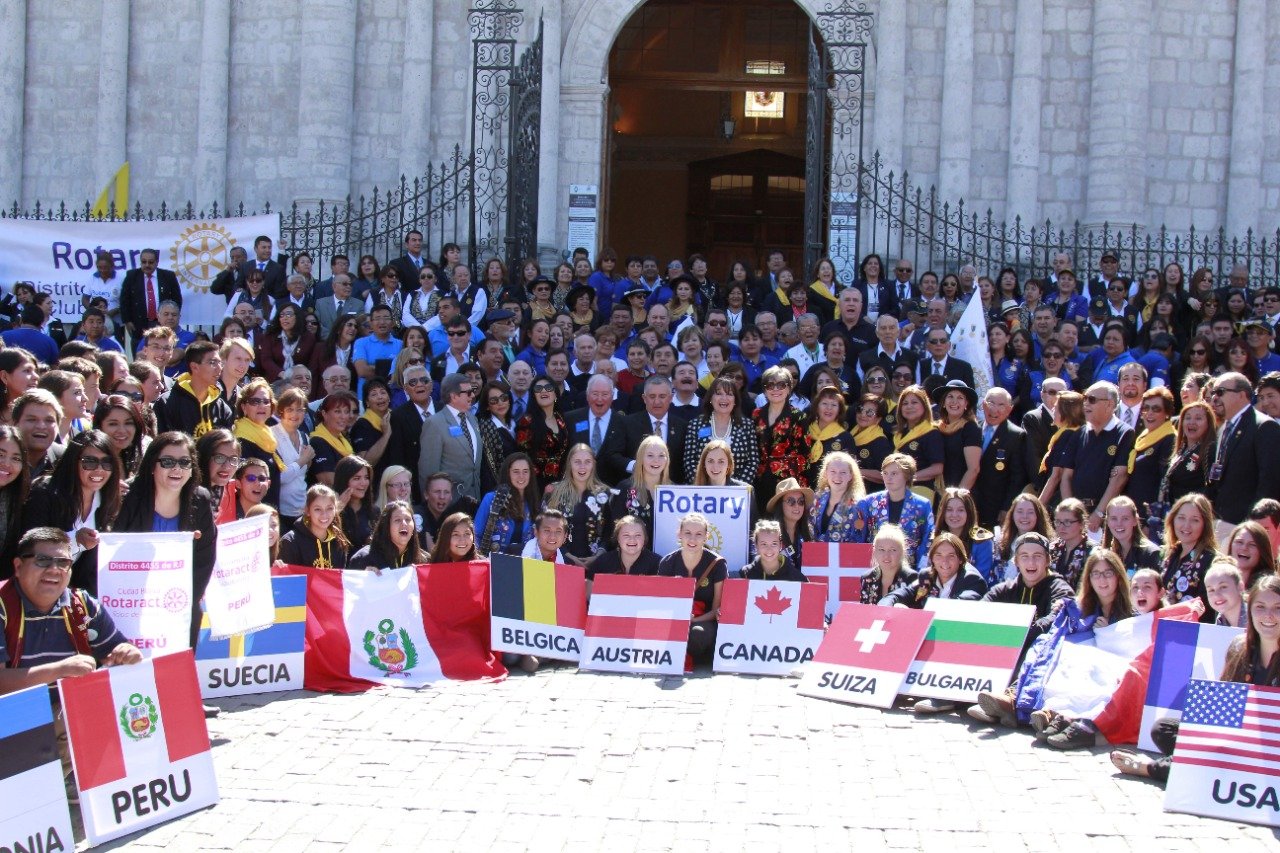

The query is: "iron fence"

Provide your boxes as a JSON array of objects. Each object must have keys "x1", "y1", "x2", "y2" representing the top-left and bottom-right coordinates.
[
  {"x1": 856, "y1": 152, "x2": 1280, "y2": 288},
  {"x1": 1, "y1": 145, "x2": 473, "y2": 268}
]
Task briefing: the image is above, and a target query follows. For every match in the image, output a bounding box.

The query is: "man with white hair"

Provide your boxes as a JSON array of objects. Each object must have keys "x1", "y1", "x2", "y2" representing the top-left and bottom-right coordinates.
[
  {"x1": 972, "y1": 387, "x2": 1028, "y2": 529},
  {"x1": 784, "y1": 313, "x2": 824, "y2": 374},
  {"x1": 565, "y1": 374, "x2": 627, "y2": 484},
  {"x1": 1062, "y1": 381, "x2": 1133, "y2": 534},
  {"x1": 1210, "y1": 371, "x2": 1280, "y2": 537},
  {"x1": 1022, "y1": 375, "x2": 1066, "y2": 493}
]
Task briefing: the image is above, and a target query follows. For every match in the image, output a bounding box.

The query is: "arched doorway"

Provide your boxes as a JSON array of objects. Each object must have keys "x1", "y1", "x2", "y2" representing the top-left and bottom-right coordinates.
[{"x1": 604, "y1": 0, "x2": 814, "y2": 277}]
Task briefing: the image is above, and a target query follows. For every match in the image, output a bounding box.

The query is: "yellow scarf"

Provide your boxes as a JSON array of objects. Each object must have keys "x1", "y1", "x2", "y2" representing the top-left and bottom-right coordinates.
[
  {"x1": 773, "y1": 286, "x2": 790, "y2": 307},
  {"x1": 234, "y1": 417, "x2": 285, "y2": 470},
  {"x1": 853, "y1": 424, "x2": 886, "y2": 447},
  {"x1": 360, "y1": 408, "x2": 384, "y2": 432},
  {"x1": 1040, "y1": 426, "x2": 1069, "y2": 474},
  {"x1": 894, "y1": 419, "x2": 935, "y2": 451},
  {"x1": 809, "y1": 279, "x2": 837, "y2": 303},
  {"x1": 176, "y1": 373, "x2": 221, "y2": 439},
  {"x1": 312, "y1": 422, "x2": 353, "y2": 458},
  {"x1": 936, "y1": 417, "x2": 969, "y2": 436},
  {"x1": 808, "y1": 421, "x2": 847, "y2": 463},
  {"x1": 1128, "y1": 419, "x2": 1175, "y2": 473}
]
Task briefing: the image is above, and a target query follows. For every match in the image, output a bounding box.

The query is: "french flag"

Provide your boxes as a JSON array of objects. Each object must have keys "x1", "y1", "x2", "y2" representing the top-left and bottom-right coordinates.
[
  {"x1": 802, "y1": 542, "x2": 873, "y2": 618},
  {"x1": 1135, "y1": 619, "x2": 1243, "y2": 751}
]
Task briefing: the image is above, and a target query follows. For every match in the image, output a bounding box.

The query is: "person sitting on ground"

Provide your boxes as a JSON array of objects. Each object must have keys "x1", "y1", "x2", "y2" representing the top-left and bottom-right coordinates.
[
  {"x1": 741, "y1": 520, "x2": 807, "y2": 583},
  {"x1": 657, "y1": 512, "x2": 727, "y2": 668},
  {"x1": 881, "y1": 531, "x2": 987, "y2": 610},
  {"x1": 348, "y1": 500, "x2": 429, "y2": 571},
  {"x1": 1204, "y1": 559, "x2": 1248, "y2": 629},
  {"x1": 859, "y1": 524, "x2": 918, "y2": 604},
  {"x1": 278, "y1": 484, "x2": 350, "y2": 569},
  {"x1": 585, "y1": 515, "x2": 661, "y2": 583}
]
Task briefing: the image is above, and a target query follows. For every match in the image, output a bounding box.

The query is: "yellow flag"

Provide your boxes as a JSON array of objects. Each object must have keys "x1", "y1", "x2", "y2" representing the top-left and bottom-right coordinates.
[{"x1": 91, "y1": 161, "x2": 130, "y2": 219}]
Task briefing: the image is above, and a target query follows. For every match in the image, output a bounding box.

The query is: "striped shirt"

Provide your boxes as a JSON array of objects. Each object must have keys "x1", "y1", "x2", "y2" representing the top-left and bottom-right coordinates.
[{"x1": 0, "y1": 586, "x2": 125, "y2": 667}]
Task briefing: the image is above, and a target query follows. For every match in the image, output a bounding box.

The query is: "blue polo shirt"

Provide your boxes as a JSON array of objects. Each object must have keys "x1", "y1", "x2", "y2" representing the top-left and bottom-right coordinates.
[
  {"x1": 1, "y1": 327, "x2": 59, "y2": 365},
  {"x1": 0, "y1": 585, "x2": 126, "y2": 667},
  {"x1": 353, "y1": 334, "x2": 403, "y2": 396}
]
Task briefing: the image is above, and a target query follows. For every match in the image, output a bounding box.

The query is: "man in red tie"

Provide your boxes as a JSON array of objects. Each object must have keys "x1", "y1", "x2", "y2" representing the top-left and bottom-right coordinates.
[{"x1": 119, "y1": 248, "x2": 181, "y2": 347}]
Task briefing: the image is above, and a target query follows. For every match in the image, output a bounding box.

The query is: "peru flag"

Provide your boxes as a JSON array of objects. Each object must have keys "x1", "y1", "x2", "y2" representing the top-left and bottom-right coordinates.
[
  {"x1": 293, "y1": 563, "x2": 506, "y2": 692},
  {"x1": 580, "y1": 575, "x2": 694, "y2": 676},
  {"x1": 714, "y1": 579, "x2": 826, "y2": 676},
  {"x1": 798, "y1": 602, "x2": 934, "y2": 708},
  {"x1": 58, "y1": 651, "x2": 219, "y2": 845},
  {"x1": 802, "y1": 542, "x2": 873, "y2": 618}
]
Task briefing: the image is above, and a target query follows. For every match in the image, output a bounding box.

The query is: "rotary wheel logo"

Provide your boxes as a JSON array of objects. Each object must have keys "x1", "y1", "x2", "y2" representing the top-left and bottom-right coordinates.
[
  {"x1": 705, "y1": 521, "x2": 725, "y2": 554},
  {"x1": 170, "y1": 222, "x2": 238, "y2": 293},
  {"x1": 163, "y1": 587, "x2": 190, "y2": 613}
]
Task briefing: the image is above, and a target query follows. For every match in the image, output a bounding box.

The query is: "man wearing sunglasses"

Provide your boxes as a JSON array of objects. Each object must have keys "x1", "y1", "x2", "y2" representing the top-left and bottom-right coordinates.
[
  {"x1": 384, "y1": 364, "x2": 436, "y2": 501},
  {"x1": 419, "y1": 372, "x2": 483, "y2": 502},
  {"x1": 1061, "y1": 381, "x2": 1134, "y2": 535},
  {"x1": 1210, "y1": 372, "x2": 1280, "y2": 536}
]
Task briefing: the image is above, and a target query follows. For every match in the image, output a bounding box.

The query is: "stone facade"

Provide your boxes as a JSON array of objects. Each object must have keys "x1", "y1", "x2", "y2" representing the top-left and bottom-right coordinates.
[{"x1": 2, "y1": 0, "x2": 1274, "y2": 250}]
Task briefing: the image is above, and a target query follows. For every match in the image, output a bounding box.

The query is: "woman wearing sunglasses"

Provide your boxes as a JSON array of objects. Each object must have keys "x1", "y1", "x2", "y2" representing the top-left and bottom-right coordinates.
[
  {"x1": 232, "y1": 378, "x2": 285, "y2": 509},
  {"x1": 113, "y1": 432, "x2": 217, "y2": 649},
  {"x1": 476, "y1": 380, "x2": 518, "y2": 491},
  {"x1": 515, "y1": 377, "x2": 569, "y2": 491},
  {"x1": 21, "y1": 429, "x2": 122, "y2": 595}
]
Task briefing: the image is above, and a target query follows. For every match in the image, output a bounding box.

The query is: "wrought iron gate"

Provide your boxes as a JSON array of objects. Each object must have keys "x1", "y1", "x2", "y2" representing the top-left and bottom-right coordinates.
[
  {"x1": 505, "y1": 20, "x2": 542, "y2": 268},
  {"x1": 803, "y1": 0, "x2": 874, "y2": 277}
]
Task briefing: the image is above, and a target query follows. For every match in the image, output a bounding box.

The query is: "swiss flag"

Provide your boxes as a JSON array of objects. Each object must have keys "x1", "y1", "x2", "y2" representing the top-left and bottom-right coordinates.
[
  {"x1": 798, "y1": 603, "x2": 934, "y2": 708},
  {"x1": 802, "y1": 542, "x2": 873, "y2": 618}
]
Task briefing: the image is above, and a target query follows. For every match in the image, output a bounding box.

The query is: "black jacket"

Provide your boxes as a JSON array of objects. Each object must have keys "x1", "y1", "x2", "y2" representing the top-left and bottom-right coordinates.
[
  {"x1": 23, "y1": 477, "x2": 117, "y2": 595},
  {"x1": 278, "y1": 519, "x2": 349, "y2": 569},
  {"x1": 119, "y1": 267, "x2": 182, "y2": 333},
  {"x1": 882, "y1": 564, "x2": 988, "y2": 607},
  {"x1": 971, "y1": 420, "x2": 1028, "y2": 528},
  {"x1": 154, "y1": 379, "x2": 235, "y2": 437},
  {"x1": 1214, "y1": 406, "x2": 1280, "y2": 524},
  {"x1": 982, "y1": 572, "x2": 1075, "y2": 644}
]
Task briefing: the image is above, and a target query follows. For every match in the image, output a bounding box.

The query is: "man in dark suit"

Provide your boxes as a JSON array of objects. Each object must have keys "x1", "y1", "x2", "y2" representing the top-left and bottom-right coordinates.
[
  {"x1": 602, "y1": 374, "x2": 689, "y2": 485},
  {"x1": 382, "y1": 363, "x2": 436, "y2": 500},
  {"x1": 856, "y1": 313, "x2": 917, "y2": 380},
  {"x1": 389, "y1": 229, "x2": 429, "y2": 295},
  {"x1": 239, "y1": 235, "x2": 287, "y2": 298},
  {"x1": 564, "y1": 375, "x2": 628, "y2": 484},
  {"x1": 972, "y1": 388, "x2": 1028, "y2": 528},
  {"x1": 916, "y1": 328, "x2": 976, "y2": 395},
  {"x1": 1022, "y1": 376, "x2": 1066, "y2": 493},
  {"x1": 119, "y1": 248, "x2": 182, "y2": 343},
  {"x1": 210, "y1": 246, "x2": 248, "y2": 303},
  {"x1": 1210, "y1": 372, "x2": 1280, "y2": 535}
]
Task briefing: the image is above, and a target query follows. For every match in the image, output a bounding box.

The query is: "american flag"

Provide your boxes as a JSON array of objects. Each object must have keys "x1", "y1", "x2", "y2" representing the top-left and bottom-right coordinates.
[{"x1": 1171, "y1": 679, "x2": 1280, "y2": 776}]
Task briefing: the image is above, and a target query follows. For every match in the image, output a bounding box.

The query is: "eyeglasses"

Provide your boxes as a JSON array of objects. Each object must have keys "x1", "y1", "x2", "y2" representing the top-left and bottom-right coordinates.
[
  {"x1": 857, "y1": 407, "x2": 878, "y2": 417},
  {"x1": 764, "y1": 381, "x2": 791, "y2": 391},
  {"x1": 1054, "y1": 517, "x2": 1081, "y2": 527},
  {"x1": 420, "y1": 274, "x2": 435, "y2": 280},
  {"x1": 1043, "y1": 388, "x2": 1061, "y2": 397},
  {"x1": 488, "y1": 393, "x2": 511, "y2": 404},
  {"x1": 22, "y1": 554, "x2": 73, "y2": 571},
  {"x1": 866, "y1": 375, "x2": 886, "y2": 383},
  {"x1": 1211, "y1": 386, "x2": 1250, "y2": 397},
  {"x1": 533, "y1": 384, "x2": 555, "y2": 393},
  {"x1": 120, "y1": 391, "x2": 143, "y2": 402},
  {"x1": 1043, "y1": 352, "x2": 1064, "y2": 359},
  {"x1": 212, "y1": 453, "x2": 242, "y2": 467},
  {"x1": 707, "y1": 320, "x2": 727, "y2": 327},
  {"x1": 1090, "y1": 569, "x2": 1117, "y2": 579},
  {"x1": 927, "y1": 338, "x2": 948, "y2": 345},
  {"x1": 79, "y1": 456, "x2": 112, "y2": 471},
  {"x1": 242, "y1": 473, "x2": 271, "y2": 484},
  {"x1": 243, "y1": 397, "x2": 271, "y2": 407},
  {"x1": 405, "y1": 377, "x2": 430, "y2": 387},
  {"x1": 1085, "y1": 394, "x2": 1114, "y2": 404},
  {"x1": 406, "y1": 358, "x2": 425, "y2": 365},
  {"x1": 447, "y1": 330, "x2": 468, "y2": 337},
  {"x1": 783, "y1": 497, "x2": 806, "y2": 507},
  {"x1": 158, "y1": 456, "x2": 195, "y2": 470},
  {"x1": 1189, "y1": 348, "x2": 1207, "y2": 355},
  {"x1": 896, "y1": 267, "x2": 912, "y2": 274},
  {"x1": 893, "y1": 373, "x2": 913, "y2": 381}
]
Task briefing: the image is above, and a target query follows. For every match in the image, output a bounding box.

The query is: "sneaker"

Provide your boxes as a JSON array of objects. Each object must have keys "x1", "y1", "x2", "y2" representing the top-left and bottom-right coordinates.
[
  {"x1": 966, "y1": 704, "x2": 1000, "y2": 724},
  {"x1": 1047, "y1": 721, "x2": 1098, "y2": 750},
  {"x1": 203, "y1": 703, "x2": 221, "y2": 719},
  {"x1": 1030, "y1": 710, "x2": 1069, "y2": 741},
  {"x1": 976, "y1": 688, "x2": 1018, "y2": 728},
  {"x1": 518, "y1": 655, "x2": 540, "y2": 673},
  {"x1": 912, "y1": 698, "x2": 956, "y2": 714}
]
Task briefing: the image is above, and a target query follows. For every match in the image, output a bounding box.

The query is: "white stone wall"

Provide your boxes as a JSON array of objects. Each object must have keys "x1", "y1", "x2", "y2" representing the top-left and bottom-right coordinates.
[{"x1": 6, "y1": 0, "x2": 1279, "y2": 249}]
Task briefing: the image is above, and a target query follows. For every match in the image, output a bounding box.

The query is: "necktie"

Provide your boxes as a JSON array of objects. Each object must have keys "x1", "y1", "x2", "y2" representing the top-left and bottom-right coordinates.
[
  {"x1": 653, "y1": 418, "x2": 665, "y2": 440},
  {"x1": 413, "y1": 256, "x2": 422, "y2": 269},
  {"x1": 591, "y1": 417, "x2": 603, "y2": 454},
  {"x1": 1123, "y1": 408, "x2": 1134, "y2": 428},
  {"x1": 458, "y1": 414, "x2": 475, "y2": 460},
  {"x1": 982, "y1": 425, "x2": 995, "y2": 452},
  {"x1": 145, "y1": 274, "x2": 157, "y2": 321},
  {"x1": 513, "y1": 396, "x2": 525, "y2": 421},
  {"x1": 933, "y1": 362, "x2": 942, "y2": 376},
  {"x1": 900, "y1": 283, "x2": 909, "y2": 300},
  {"x1": 258, "y1": 261, "x2": 266, "y2": 271}
]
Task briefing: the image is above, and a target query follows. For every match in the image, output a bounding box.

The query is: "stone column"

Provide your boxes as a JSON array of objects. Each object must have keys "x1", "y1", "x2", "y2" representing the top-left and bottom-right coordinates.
[
  {"x1": 296, "y1": 0, "x2": 357, "y2": 204},
  {"x1": 556, "y1": 84, "x2": 607, "y2": 252},
  {"x1": 398, "y1": 0, "x2": 434, "y2": 182},
  {"x1": 870, "y1": 0, "x2": 906, "y2": 173},
  {"x1": 0, "y1": 0, "x2": 25, "y2": 207},
  {"x1": 95, "y1": 0, "x2": 129, "y2": 208},
  {"x1": 938, "y1": 0, "x2": 974, "y2": 204},
  {"x1": 537, "y1": 0, "x2": 563, "y2": 264},
  {"x1": 193, "y1": 0, "x2": 231, "y2": 208},
  {"x1": 1084, "y1": 0, "x2": 1151, "y2": 227},
  {"x1": 1005, "y1": 0, "x2": 1043, "y2": 225},
  {"x1": 1225, "y1": 0, "x2": 1265, "y2": 237}
]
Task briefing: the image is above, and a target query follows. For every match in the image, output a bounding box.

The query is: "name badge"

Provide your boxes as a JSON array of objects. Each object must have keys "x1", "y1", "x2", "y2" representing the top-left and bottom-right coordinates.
[
  {"x1": 698, "y1": 426, "x2": 712, "y2": 439},
  {"x1": 448, "y1": 425, "x2": 463, "y2": 437},
  {"x1": 576, "y1": 421, "x2": 589, "y2": 433}
]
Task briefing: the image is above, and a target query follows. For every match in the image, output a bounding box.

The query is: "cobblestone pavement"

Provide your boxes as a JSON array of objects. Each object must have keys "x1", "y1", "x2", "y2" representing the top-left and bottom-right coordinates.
[{"x1": 97, "y1": 666, "x2": 1279, "y2": 852}]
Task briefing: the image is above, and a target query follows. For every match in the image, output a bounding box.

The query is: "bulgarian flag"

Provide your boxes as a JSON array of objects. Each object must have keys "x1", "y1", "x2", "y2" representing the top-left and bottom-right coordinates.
[
  {"x1": 58, "y1": 651, "x2": 219, "y2": 845},
  {"x1": 287, "y1": 563, "x2": 506, "y2": 692},
  {"x1": 903, "y1": 599, "x2": 1036, "y2": 702}
]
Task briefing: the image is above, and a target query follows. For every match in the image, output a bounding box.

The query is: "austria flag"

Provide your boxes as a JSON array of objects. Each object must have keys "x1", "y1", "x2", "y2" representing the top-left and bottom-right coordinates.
[
  {"x1": 580, "y1": 575, "x2": 694, "y2": 676},
  {"x1": 294, "y1": 563, "x2": 506, "y2": 692},
  {"x1": 58, "y1": 651, "x2": 219, "y2": 845},
  {"x1": 802, "y1": 542, "x2": 873, "y2": 618}
]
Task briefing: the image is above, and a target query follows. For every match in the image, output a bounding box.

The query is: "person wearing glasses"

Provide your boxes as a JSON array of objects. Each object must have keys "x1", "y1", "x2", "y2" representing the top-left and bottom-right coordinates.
[
  {"x1": 420, "y1": 372, "x2": 484, "y2": 502},
  {"x1": 401, "y1": 265, "x2": 448, "y2": 329},
  {"x1": 113, "y1": 433, "x2": 217, "y2": 650},
  {"x1": 1048, "y1": 498, "x2": 1092, "y2": 589},
  {"x1": 1059, "y1": 381, "x2": 1133, "y2": 534},
  {"x1": 232, "y1": 378, "x2": 285, "y2": 508},
  {"x1": 21, "y1": 430, "x2": 122, "y2": 596},
  {"x1": 232, "y1": 457, "x2": 271, "y2": 519},
  {"x1": 0, "y1": 526, "x2": 142, "y2": 699},
  {"x1": 848, "y1": 392, "x2": 894, "y2": 489},
  {"x1": 1207, "y1": 371, "x2": 1280, "y2": 534},
  {"x1": 476, "y1": 379, "x2": 518, "y2": 491},
  {"x1": 752, "y1": 364, "x2": 811, "y2": 510}
]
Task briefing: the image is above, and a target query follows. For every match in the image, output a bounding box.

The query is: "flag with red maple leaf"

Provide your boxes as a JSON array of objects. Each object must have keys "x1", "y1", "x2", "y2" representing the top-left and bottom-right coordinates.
[
  {"x1": 714, "y1": 579, "x2": 826, "y2": 676},
  {"x1": 754, "y1": 585, "x2": 793, "y2": 622}
]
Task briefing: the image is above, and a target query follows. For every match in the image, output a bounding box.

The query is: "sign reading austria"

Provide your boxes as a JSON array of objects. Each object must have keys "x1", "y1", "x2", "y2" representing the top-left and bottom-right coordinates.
[
  {"x1": 580, "y1": 575, "x2": 694, "y2": 676},
  {"x1": 58, "y1": 651, "x2": 219, "y2": 845},
  {"x1": 713, "y1": 579, "x2": 825, "y2": 676},
  {"x1": 798, "y1": 603, "x2": 933, "y2": 708}
]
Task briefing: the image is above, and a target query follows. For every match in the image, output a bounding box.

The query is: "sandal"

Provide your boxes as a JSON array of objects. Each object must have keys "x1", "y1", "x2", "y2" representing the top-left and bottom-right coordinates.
[{"x1": 1110, "y1": 749, "x2": 1152, "y2": 777}]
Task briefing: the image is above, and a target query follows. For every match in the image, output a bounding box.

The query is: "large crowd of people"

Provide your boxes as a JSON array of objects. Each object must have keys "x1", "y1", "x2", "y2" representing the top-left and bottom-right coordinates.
[{"x1": 3, "y1": 234, "x2": 1280, "y2": 797}]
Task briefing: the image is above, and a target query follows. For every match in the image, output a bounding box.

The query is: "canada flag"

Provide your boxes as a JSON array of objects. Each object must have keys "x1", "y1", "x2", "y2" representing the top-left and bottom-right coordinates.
[
  {"x1": 58, "y1": 651, "x2": 219, "y2": 845},
  {"x1": 714, "y1": 579, "x2": 827, "y2": 676}
]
